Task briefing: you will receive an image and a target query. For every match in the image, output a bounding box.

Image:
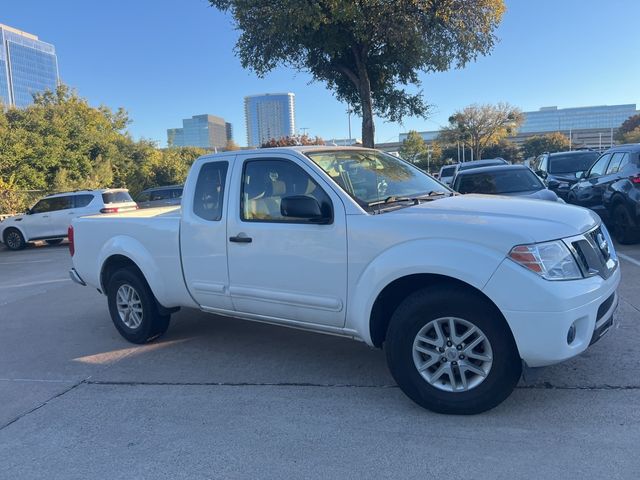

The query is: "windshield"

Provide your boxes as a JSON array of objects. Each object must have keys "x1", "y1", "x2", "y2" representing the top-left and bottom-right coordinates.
[
  {"x1": 456, "y1": 169, "x2": 544, "y2": 194},
  {"x1": 548, "y1": 152, "x2": 599, "y2": 174},
  {"x1": 305, "y1": 150, "x2": 449, "y2": 210}
]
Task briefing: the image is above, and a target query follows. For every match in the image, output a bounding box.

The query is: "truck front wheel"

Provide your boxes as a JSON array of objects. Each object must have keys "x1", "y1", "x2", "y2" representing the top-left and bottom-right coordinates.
[
  {"x1": 107, "y1": 268, "x2": 170, "y2": 344},
  {"x1": 385, "y1": 286, "x2": 521, "y2": 414}
]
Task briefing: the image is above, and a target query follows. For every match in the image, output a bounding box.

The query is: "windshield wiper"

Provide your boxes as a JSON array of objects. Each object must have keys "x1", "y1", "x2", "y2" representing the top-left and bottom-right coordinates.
[
  {"x1": 368, "y1": 191, "x2": 453, "y2": 208},
  {"x1": 368, "y1": 196, "x2": 416, "y2": 207}
]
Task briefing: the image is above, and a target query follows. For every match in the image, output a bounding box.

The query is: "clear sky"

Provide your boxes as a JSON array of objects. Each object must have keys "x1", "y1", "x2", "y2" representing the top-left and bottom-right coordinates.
[{"x1": 3, "y1": 0, "x2": 640, "y2": 146}]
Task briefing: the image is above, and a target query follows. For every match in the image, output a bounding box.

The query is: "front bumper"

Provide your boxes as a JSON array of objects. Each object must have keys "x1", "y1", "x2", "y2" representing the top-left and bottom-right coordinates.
[{"x1": 483, "y1": 257, "x2": 620, "y2": 367}]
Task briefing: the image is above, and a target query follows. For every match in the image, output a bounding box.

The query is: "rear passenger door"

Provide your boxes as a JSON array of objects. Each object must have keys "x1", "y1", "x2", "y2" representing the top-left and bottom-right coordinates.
[
  {"x1": 45, "y1": 196, "x2": 74, "y2": 237},
  {"x1": 180, "y1": 159, "x2": 234, "y2": 310}
]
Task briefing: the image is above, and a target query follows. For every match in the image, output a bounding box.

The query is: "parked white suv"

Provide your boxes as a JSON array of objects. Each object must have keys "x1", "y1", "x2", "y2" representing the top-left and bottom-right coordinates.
[{"x1": 1, "y1": 189, "x2": 137, "y2": 250}]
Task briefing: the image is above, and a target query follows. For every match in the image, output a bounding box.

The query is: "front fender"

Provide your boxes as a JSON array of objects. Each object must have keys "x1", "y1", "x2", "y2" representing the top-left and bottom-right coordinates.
[
  {"x1": 97, "y1": 235, "x2": 168, "y2": 304},
  {"x1": 0, "y1": 222, "x2": 27, "y2": 242},
  {"x1": 346, "y1": 239, "x2": 506, "y2": 345}
]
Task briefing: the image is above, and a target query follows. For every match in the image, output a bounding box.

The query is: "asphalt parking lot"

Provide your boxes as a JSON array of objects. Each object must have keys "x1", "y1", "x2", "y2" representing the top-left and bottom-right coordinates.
[{"x1": 0, "y1": 241, "x2": 639, "y2": 479}]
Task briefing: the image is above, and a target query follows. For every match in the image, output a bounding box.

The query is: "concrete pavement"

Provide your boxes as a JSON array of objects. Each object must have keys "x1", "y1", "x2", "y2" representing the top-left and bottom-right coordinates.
[{"x1": 0, "y1": 241, "x2": 639, "y2": 478}]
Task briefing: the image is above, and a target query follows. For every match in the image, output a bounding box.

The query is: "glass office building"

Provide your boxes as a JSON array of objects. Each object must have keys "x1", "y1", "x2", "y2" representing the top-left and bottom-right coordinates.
[
  {"x1": 0, "y1": 24, "x2": 59, "y2": 107},
  {"x1": 244, "y1": 93, "x2": 295, "y2": 147},
  {"x1": 520, "y1": 104, "x2": 638, "y2": 133},
  {"x1": 167, "y1": 114, "x2": 231, "y2": 149},
  {"x1": 400, "y1": 104, "x2": 639, "y2": 150}
]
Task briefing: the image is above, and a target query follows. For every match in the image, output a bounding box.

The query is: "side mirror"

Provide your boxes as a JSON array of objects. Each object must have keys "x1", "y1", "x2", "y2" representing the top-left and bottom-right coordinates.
[
  {"x1": 576, "y1": 171, "x2": 585, "y2": 180},
  {"x1": 547, "y1": 180, "x2": 559, "y2": 189},
  {"x1": 25, "y1": 208, "x2": 32, "y2": 215},
  {"x1": 280, "y1": 195, "x2": 330, "y2": 224},
  {"x1": 536, "y1": 170, "x2": 547, "y2": 179}
]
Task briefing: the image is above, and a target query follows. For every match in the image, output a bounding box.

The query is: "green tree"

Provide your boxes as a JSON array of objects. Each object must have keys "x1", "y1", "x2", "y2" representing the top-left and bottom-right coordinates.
[
  {"x1": 0, "y1": 84, "x2": 208, "y2": 207},
  {"x1": 210, "y1": 0, "x2": 506, "y2": 148},
  {"x1": 616, "y1": 114, "x2": 640, "y2": 141},
  {"x1": 0, "y1": 85, "x2": 130, "y2": 193},
  {"x1": 481, "y1": 139, "x2": 521, "y2": 163},
  {"x1": 224, "y1": 139, "x2": 240, "y2": 151},
  {"x1": 399, "y1": 131, "x2": 428, "y2": 164},
  {"x1": 619, "y1": 127, "x2": 640, "y2": 144},
  {"x1": 439, "y1": 103, "x2": 523, "y2": 160},
  {"x1": 521, "y1": 132, "x2": 570, "y2": 159}
]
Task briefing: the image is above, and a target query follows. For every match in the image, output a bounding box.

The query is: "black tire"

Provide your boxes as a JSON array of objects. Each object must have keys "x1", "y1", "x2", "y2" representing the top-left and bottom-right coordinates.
[
  {"x1": 45, "y1": 239, "x2": 64, "y2": 246},
  {"x1": 106, "y1": 268, "x2": 170, "y2": 344},
  {"x1": 567, "y1": 192, "x2": 578, "y2": 205},
  {"x1": 385, "y1": 286, "x2": 521, "y2": 415},
  {"x1": 3, "y1": 228, "x2": 26, "y2": 250},
  {"x1": 611, "y1": 203, "x2": 640, "y2": 245}
]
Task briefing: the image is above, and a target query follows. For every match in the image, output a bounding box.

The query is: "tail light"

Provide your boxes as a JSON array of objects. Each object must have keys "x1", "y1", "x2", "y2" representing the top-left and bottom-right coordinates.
[
  {"x1": 631, "y1": 174, "x2": 640, "y2": 185},
  {"x1": 100, "y1": 207, "x2": 120, "y2": 214},
  {"x1": 68, "y1": 225, "x2": 75, "y2": 257}
]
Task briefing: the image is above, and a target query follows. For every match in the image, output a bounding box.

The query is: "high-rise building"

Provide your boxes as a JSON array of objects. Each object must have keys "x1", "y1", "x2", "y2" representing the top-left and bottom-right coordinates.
[
  {"x1": 0, "y1": 24, "x2": 59, "y2": 107},
  {"x1": 167, "y1": 114, "x2": 231, "y2": 149},
  {"x1": 244, "y1": 93, "x2": 295, "y2": 147}
]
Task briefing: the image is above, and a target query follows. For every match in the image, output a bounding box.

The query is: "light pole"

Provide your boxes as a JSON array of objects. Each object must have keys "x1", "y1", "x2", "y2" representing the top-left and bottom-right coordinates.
[{"x1": 347, "y1": 104, "x2": 352, "y2": 142}]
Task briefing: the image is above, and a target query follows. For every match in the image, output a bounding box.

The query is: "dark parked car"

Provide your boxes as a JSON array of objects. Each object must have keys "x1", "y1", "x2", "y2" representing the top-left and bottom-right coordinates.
[
  {"x1": 452, "y1": 164, "x2": 561, "y2": 202},
  {"x1": 136, "y1": 185, "x2": 183, "y2": 209},
  {"x1": 532, "y1": 150, "x2": 600, "y2": 200},
  {"x1": 568, "y1": 144, "x2": 640, "y2": 243}
]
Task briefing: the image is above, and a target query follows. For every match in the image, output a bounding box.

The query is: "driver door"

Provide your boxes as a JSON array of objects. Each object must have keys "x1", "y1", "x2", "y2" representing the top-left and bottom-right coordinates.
[{"x1": 226, "y1": 153, "x2": 348, "y2": 327}]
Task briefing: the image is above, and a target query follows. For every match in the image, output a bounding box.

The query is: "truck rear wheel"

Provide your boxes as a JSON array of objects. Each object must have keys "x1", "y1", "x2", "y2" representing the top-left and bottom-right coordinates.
[
  {"x1": 107, "y1": 268, "x2": 170, "y2": 344},
  {"x1": 385, "y1": 286, "x2": 521, "y2": 414}
]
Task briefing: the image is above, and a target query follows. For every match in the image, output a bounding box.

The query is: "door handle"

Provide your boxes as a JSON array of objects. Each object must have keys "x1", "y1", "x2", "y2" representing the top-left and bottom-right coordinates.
[
  {"x1": 68, "y1": 212, "x2": 75, "y2": 215},
  {"x1": 229, "y1": 234, "x2": 252, "y2": 243},
  {"x1": 42, "y1": 215, "x2": 49, "y2": 218}
]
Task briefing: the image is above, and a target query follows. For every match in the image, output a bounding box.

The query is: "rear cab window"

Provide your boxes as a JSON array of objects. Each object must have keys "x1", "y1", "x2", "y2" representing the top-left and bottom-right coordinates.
[{"x1": 193, "y1": 162, "x2": 229, "y2": 221}]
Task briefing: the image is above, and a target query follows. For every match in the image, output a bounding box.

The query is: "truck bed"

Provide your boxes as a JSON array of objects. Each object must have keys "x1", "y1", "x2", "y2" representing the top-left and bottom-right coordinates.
[{"x1": 71, "y1": 206, "x2": 195, "y2": 308}]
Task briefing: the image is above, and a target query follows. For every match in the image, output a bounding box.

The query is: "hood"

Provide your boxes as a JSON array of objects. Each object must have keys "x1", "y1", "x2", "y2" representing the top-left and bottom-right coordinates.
[
  {"x1": 548, "y1": 172, "x2": 583, "y2": 184},
  {"x1": 501, "y1": 189, "x2": 559, "y2": 202},
  {"x1": 1, "y1": 214, "x2": 23, "y2": 224},
  {"x1": 388, "y1": 194, "x2": 599, "y2": 245}
]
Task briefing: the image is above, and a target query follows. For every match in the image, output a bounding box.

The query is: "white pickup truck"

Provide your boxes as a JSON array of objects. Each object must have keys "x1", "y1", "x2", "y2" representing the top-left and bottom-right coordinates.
[{"x1": 69, "y1": 146, "x2": 620, "y2": 414}]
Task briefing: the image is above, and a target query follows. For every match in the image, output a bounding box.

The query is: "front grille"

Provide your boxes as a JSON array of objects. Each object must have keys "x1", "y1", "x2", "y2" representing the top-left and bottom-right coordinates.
[{"x1": 567, "y1": 225, "x2": 617, "y2": 280}]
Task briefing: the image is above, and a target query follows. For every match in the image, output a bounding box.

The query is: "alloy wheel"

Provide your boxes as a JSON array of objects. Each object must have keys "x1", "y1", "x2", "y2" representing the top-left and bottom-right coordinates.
[
  {"x1": 412, "y1": 317, "x2": 493, "y2": 392},
  {"x1": 5, "y1": 231, "x2": 22, "y2": 250},
  {"x1": 116, "y1": 284, "x2": 144, "y2": 329}
]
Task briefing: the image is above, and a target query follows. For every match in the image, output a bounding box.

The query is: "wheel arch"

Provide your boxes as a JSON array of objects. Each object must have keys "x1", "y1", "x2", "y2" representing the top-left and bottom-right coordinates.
[
  {"x1": 368, "y1": 273, "x2": 513, "y2": 349},
  {"x1": 2, "y1": 224, "x2": 27, "y2": 243},
  {"x1": 100, "y1": 253, "x2": 179, "y2": 316}
]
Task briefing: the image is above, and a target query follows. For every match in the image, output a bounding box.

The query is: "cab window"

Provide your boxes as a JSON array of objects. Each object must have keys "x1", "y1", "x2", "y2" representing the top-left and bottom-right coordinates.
[
  {"x1": 241, "y1": 159, "x2": 332, "y2": 223},
  {"x1": 193, "y1": 162, "x2": 228, "y2": 221}
]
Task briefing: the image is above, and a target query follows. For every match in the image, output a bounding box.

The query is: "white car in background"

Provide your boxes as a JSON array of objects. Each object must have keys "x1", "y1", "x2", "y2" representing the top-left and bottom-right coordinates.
[{"x1": 0, "y1": 189, "x2": 137, "y2": 250}]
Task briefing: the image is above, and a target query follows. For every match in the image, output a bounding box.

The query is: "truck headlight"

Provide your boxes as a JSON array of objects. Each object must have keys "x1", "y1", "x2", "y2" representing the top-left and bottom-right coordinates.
[{"x1": 508, "y1": 240, "x2": 582, "y2": 280}]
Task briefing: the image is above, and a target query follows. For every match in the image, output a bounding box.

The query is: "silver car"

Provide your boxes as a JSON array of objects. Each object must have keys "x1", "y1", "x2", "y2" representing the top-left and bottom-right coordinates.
[{"x1": 136, "y1": 185, "x2": 183, "y2": 209}]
